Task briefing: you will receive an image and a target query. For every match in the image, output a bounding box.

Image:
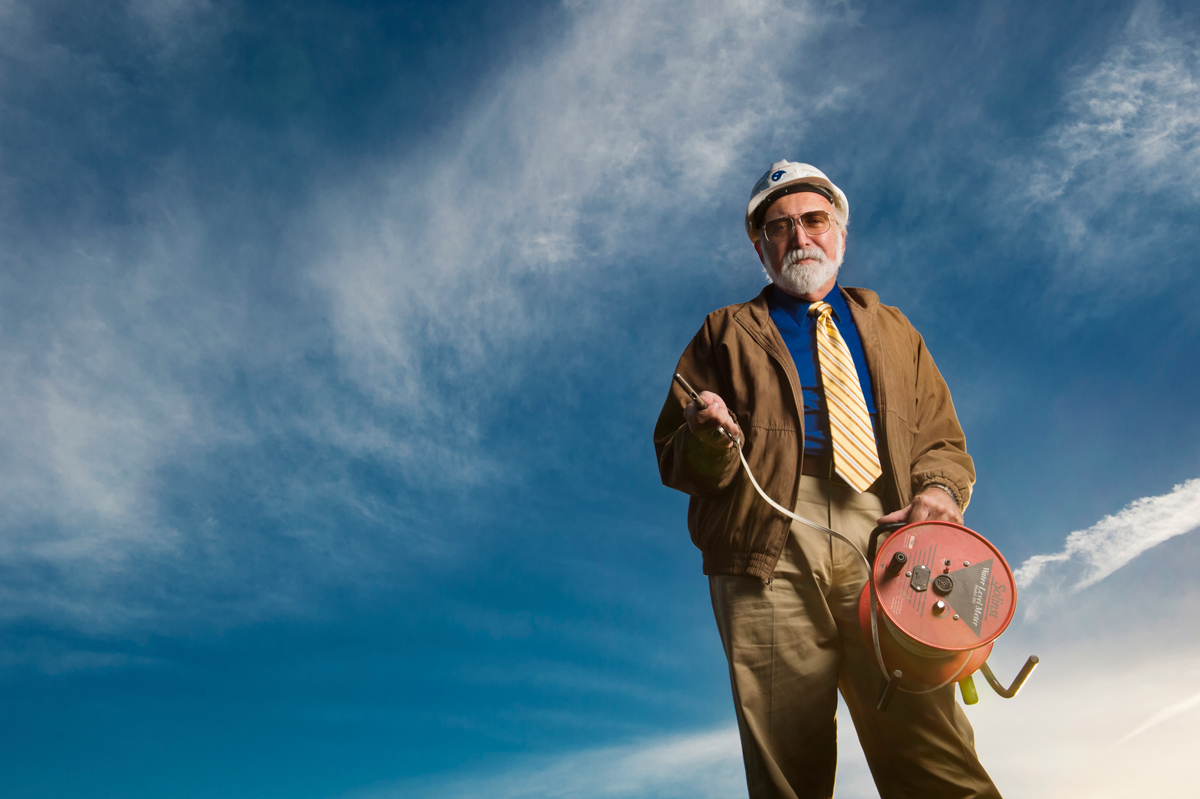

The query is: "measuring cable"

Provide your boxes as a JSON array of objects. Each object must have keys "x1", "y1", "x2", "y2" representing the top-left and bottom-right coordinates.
[{"x1": 672, "y1": 373, "x2": 962, "y2": 695}]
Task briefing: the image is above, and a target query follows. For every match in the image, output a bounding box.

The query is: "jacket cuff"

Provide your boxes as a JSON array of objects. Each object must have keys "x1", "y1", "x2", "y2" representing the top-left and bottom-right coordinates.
[
  {"x1": 681, "y1": 428, "x2": 739, "y2": 478},
  {"x1": 915, "y1": 476, "x2": 970, "y2": 511}
]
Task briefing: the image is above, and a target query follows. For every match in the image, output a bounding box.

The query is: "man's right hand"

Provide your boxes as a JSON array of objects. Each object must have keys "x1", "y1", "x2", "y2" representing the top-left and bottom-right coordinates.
[{"x1": 683, "y1": 391, "x2": 742, "y2": 450}]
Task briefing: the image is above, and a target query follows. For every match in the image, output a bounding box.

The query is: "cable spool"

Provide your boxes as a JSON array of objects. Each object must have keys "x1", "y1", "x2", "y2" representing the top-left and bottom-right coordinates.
[{"x1": 858, "y1": 521, "x2": 1038, "y2": 709}]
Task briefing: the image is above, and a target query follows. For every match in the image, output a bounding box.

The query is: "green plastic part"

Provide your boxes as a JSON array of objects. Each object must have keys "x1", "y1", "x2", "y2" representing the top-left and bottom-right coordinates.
[{"x1": 959, "y1": 675, "x2": 979, "y2": 705}]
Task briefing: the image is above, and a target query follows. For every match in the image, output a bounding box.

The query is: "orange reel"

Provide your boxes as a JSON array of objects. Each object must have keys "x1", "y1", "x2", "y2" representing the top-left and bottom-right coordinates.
[{"x1": 858, "y1": 521, "x2": 1038, "y2": 709}]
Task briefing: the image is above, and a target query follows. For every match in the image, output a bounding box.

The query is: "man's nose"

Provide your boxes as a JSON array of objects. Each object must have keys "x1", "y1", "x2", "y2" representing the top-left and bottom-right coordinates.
[{"x1": 789, "y1": 220, "x2": 813, "y2": 247}]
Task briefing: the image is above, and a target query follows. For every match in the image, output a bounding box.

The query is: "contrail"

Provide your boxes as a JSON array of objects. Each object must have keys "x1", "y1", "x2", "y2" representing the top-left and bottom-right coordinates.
[
  {"x1": 1014, "y1": 478, "x2": 1200, "y2": 592},
  {"x1": 1115, "y1": 688, "x2": 1200, "y2": 746}
]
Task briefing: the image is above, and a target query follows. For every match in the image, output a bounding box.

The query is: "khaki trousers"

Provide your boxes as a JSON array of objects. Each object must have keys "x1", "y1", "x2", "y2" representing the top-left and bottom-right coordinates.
[{"x1": 709, "y1": 476, "x2": 1001, "y2": 799}]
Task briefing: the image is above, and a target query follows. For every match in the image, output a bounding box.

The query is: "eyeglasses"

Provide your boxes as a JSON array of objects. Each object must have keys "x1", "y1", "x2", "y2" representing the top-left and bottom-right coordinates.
[{"x1": 760, "y1": 211, "x2": 834, "y2": 243}]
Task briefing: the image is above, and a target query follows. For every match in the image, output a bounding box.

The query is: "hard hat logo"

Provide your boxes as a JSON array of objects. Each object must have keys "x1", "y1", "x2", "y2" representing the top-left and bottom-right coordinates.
[{"x1": 771, "y1": 169, "x2": 786, "y2": 181}]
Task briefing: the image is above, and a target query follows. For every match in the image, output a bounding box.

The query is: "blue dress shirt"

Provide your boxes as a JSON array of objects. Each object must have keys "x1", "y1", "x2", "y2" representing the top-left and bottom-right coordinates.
[{"x1": 767, "y1": 283, "x2": 880, "y2": 457}]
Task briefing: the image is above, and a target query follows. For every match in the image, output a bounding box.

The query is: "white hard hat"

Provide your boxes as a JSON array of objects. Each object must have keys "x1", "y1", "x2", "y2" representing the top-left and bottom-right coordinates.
[{"x1": 745, "y1": 160, "x2": 849, "y2": 242}]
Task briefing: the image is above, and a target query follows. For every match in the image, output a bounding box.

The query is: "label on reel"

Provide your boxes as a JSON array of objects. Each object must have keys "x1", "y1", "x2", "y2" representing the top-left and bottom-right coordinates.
[
  {"x1": 941, "y1": 559, "x2": 994, "y2": 637},
  {"x1": 873, "y1": 522, "x2": 1016, "y2": 651}
]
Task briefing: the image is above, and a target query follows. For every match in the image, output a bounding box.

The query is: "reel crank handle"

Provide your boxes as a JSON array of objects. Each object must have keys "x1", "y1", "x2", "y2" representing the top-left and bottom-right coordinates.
[{"x1": 979, "y1": 656, "x2": 1040, "y2": 699}]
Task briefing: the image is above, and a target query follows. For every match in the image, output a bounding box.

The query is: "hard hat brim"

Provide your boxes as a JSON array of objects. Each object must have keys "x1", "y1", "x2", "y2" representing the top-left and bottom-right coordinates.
[{"x1": 745, "y1": 164, "x2": 849, "y2": 241}]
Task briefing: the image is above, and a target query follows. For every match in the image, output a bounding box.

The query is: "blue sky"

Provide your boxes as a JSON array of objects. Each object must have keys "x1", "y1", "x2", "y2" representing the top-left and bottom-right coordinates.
[{"x1": 1, "y1": 0, "x2": 1198, "y2": 796}]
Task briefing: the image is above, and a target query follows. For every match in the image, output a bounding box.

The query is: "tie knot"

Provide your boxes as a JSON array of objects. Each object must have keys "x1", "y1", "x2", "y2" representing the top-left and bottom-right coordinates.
[{"x1": 808, "y1": 301, "x2": 833, "y2": 320}]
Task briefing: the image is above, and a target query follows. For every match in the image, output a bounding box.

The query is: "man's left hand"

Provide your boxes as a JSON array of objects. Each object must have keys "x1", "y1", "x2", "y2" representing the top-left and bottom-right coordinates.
[{"x1": 876, "y1": 486, "x2": 962, "y2": 527}]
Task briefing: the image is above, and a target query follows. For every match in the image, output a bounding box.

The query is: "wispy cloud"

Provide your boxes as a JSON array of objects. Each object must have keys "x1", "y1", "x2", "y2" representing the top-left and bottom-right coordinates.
[
  {"x1": 0, "y1": 638, "x2": 162, "y2": 677},
  {"x1": 1031, "y1": 7, "x2": 1200, "y2": 205},
  {"x1": 315, "y1": 0, "x2": 846, "y2": 424},
  {"x1": 127, "y1": 0, "x2": 221, "y2": 51},
  {"x1": 362, "y1": 726, "x2": 746, "y2": 799},
  {"x1": 1023, "y1": 3, "x2": 1200, "y2": 285},
  {"x1": 0, "y1": 0, "x2": 853, "y2": 631},
  {"x1": 0, "y1": 206, "x2": 272, "y2": 629},
  {"x1": 1014, "y1": 478, "x2": 1200, "y2": 594}
]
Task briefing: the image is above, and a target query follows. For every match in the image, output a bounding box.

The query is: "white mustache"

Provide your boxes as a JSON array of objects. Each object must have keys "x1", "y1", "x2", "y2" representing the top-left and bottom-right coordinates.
[{"x1": 781, "y1": 246, "x2": 829, "y2": 268}]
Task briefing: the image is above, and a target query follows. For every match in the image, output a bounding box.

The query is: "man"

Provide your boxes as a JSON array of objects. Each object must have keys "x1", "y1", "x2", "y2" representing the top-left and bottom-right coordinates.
[{"x1": 653, "y1": 161, "x2": 1001, "y2": 798}]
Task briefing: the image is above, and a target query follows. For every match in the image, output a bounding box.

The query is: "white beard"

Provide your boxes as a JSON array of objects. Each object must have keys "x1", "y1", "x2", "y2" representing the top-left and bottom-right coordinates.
[{"x1": 763, "y1": 240, "x2": 843, "y2": 297}]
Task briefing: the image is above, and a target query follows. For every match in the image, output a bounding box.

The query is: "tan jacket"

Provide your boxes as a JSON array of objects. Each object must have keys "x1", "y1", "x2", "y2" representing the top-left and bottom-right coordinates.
[{"x1": 654, "y1": 285, "x2": 975, "y2": 581}]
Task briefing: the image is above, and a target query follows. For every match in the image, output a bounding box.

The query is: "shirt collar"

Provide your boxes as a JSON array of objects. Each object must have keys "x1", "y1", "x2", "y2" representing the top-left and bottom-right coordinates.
[{"x1": 770, "y1": 282, "x2": 846, "y2": 324}]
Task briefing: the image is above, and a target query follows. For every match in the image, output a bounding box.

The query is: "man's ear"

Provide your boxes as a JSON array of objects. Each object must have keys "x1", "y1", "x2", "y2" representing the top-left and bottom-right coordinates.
[{"x1": 753, "y1": 240, "x2": 764, "y2": 264}]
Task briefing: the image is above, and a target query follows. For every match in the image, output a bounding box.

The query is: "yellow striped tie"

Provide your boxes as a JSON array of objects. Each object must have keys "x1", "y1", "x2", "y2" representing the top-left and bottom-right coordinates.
[{"x1": 808, "y1": 301, "x2": 882, "y2": 493}]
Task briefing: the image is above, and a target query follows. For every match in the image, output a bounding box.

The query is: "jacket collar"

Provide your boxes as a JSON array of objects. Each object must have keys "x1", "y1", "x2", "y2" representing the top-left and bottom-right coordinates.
[
  {"x1": 734, "y1": 282, "x2": 886, "y2": 410},
  {"x1": 732, "y1": 286, "x2": 788, "y2": 362}
]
